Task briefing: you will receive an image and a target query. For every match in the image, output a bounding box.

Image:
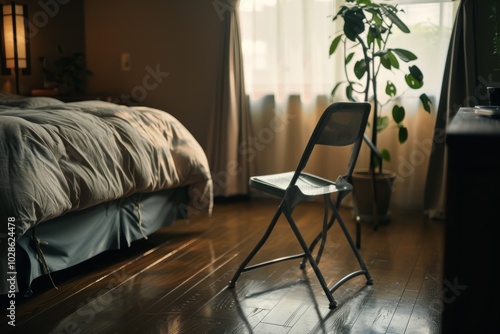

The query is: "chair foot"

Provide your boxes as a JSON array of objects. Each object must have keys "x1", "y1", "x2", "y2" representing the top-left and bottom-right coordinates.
[
  {"x1": 366, "y1": 278, "x2": 374, "y2": 285},
  {"x1": 228, "y1": 281, "x2": 236, "y2": 289},
  {"x1": 329, "y1": 300, "x2": 338, "y2": 309}
]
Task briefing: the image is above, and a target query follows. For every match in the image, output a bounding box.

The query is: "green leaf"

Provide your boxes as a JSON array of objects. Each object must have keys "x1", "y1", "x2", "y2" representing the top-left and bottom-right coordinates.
[
  {"x1": 354, "y1": 59, "x2": 367, "y2": 79},
  {"x1": 332, "y1": 6, "x2": 348, "y2": 21},
  {"x1": 392, "y1": 48, "x2": 417, "y2": 62},
  {"x1": 419, "y1": 93, "x2": 432, "y2": 113},
  {"x1": 409, "y1": 65, "x2": 424, "y2": 82},
  {"x1": 405, "y1": 73, "x2": 423, "y2": 89},
  {"x1": 345, "y1": 52, "x2": 355, "y2": 64},
  {"x1": 392, "y1": 105, "x2": 405, "y2": 123},
  {"x1": 385, "y1": 81, "x2": 397, "y2": 97},
  {"x1": 387, "y1": 50, "x2": 399, "y2": 69},
  {"x1": 377, "y1": 116, "x2": 389, "y2": 132},
  {"x1": 381, "y1": 148, "x2": 391, "y2": 162},
  {"x1": 380, "y1": 54, "x2": 391, "y2": 69},
  {"x1": 398, "y1": 126, "x2": 408, "y2": 144},
  {"x1": 367, "y1": 31, "x2": 374, "y2": 48},
  {"x1": 344, "y1": 8, "x2": 366, "y2": 41},
  {"x1": 329, "y1": 35, "x2": 342, "y2": 56},
  {"x1": 369, "y1": 24, "x2": 381, "y2": 39},
  {"x1": 372, "y1": 12, "x2": 383, "y2": 26},
  {"x1": 346, "y1": 84, "x2": 355, "y2": 101},
  {"x1": 331, "y1": 81, "x2": 344, "y2": 97},
  {"x1": 380, "y1": 4, "x2": 410, "y2": 33}
]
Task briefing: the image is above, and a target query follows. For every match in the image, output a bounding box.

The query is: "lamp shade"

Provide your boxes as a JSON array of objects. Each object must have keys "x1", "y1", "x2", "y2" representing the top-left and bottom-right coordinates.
[
  {"x1": 1, "y1": 2, "x2": 30, "y2": 94},
  {"x1": 2, "y1": 3, "x2": 27, "y2": 69}
]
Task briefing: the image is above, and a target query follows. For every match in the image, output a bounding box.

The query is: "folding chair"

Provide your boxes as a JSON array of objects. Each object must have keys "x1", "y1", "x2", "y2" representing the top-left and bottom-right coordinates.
[{"x1": 227, "y1": 102, "x2": 373, "y2": 309}]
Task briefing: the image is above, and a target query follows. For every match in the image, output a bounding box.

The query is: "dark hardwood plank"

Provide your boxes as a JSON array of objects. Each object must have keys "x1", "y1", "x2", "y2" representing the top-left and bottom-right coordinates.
[{"x1": 1, "y1": 198, "x2": 444, "y2": 333}]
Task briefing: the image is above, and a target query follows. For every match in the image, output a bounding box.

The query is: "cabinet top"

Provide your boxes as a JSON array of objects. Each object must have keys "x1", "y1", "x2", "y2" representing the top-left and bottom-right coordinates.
[{"x1": 447, "y1": 107, "x2": 500, "y2": 138}]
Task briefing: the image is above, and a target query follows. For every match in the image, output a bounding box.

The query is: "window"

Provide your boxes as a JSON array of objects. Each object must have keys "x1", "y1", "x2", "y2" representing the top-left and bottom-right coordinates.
[{"x1": 240, "y1": 0, "x2": 458, "y2": 106}]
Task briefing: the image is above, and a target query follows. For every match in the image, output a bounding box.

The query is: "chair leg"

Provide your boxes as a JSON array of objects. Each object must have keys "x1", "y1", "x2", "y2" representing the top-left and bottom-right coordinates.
[
  {"x1": 331, "y1": 204, "x2": 373, "y2": 287},
  {"x1": 356, "y1": 218, "x2": 361, "y2": 249},
  {"x1": 301, "y1": 194, "x2": 347, "y2": 268},
  {"x1": 282, "y1": 206, "x2": 337, "y2": 309},
  {"x1": 227, "y1": 202, "x2": 284, "y2": 288},
  {"x1": 315, "y1": 196, "x2": 329, "y2": 264},
  {"x1": 228, "y1": 196, "x2": 370, "y2": 309},
  {"x1": 300, "y1": 199, "x2": 336, "y2": 269}
]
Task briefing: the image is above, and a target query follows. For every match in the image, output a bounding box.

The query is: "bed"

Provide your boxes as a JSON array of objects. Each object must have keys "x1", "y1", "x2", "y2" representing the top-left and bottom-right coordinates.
[{"x1": 0, "y1": 92, "x2": 213, "y2": 296}]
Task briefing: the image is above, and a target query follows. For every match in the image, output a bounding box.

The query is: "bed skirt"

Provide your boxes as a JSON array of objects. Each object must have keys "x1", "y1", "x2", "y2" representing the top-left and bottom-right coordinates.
[{"x1": 5, "y1": 188, "x2": 187, "y2": 296}]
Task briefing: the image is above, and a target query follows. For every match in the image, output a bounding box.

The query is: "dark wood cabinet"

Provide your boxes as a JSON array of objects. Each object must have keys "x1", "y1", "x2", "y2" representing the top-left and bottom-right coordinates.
[{"x1": 443, "y1": 108, "x2": 500, "y2": 333}]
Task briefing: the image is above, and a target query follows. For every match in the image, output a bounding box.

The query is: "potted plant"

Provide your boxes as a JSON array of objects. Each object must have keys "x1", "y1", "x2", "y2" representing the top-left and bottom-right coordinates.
[
  {"x1": 40, "y1": 45, "x2": 93, "y2": 96},
  {"x1": 329, "y1": 0, "x2": 432, "y2": 224}
]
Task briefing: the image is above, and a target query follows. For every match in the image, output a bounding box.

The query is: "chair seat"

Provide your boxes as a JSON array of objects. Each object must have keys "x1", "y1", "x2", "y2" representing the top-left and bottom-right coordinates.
[{"x1": 250, "y1": 172, "x2": 352, "y2": 198}]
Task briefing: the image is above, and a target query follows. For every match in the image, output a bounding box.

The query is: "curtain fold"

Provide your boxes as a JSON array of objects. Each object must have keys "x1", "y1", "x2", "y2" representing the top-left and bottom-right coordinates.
[
  {"x1": 423, "y1": 0, "x2": 476, "y2": 219},
  {"x1": 208, "y1": 0, "x2": 254, "y2": 197}
]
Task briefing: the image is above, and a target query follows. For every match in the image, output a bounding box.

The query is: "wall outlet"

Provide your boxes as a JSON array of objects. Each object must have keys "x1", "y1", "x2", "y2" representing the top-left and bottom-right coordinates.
[{"x1": 121, "y1": 53, "x2": 131, "y2": 71}]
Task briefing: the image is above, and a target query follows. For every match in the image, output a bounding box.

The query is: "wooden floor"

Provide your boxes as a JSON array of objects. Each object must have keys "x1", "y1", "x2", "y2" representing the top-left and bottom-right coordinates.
[{"x1": 1, "y1": 197, "x2": 444, "y2": 333}]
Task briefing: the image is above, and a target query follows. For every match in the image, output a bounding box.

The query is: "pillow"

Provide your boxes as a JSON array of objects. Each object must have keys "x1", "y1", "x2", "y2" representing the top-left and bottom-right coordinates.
[
  {"x1": 0, "y1": 91, "x2": 64, "y2": 108},
  {"x1": 0, "y1": 91, "x2": 24, "y2": 101}
]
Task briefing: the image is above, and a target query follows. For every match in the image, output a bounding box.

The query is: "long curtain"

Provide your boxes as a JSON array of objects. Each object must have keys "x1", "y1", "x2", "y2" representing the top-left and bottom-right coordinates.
[
  {"x1": 239, "y1": 1, "x2": 457, "y2": 211},
  {"x1": 423, "y1": 0, "x2": 476, "y2": 219},
  {"x1": 208, "y1": 0, "x2": 254, "y2": 197},
  {"x1": 240, "y1": 0, "x2": 340, "y2": 180}
]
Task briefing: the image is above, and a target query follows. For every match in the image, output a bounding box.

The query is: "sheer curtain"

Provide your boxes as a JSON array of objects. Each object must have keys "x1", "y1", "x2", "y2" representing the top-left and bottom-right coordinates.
[
  {"x1": 207, "y1": 0, "x2": 254, "y2": 197},
  {"x1": 239, "y1": 0, "x2": 458, "y2": 211}
]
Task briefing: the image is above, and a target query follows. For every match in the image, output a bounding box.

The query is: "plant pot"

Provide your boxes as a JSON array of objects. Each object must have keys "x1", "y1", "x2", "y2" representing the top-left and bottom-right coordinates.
[{"x1": 351, "y1": 170, "x2": 396, "y2": 224}]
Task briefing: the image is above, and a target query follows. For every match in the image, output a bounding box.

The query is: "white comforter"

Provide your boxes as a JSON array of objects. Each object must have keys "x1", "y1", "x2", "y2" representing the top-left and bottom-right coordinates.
[{"x1": 0, "y1": 96, "x2": 213, "y2": 237}]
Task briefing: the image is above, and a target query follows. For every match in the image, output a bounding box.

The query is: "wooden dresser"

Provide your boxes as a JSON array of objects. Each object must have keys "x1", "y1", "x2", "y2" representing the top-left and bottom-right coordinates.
[{"x1": 443, "y1": 107, "x2": 500, "y2": 333}]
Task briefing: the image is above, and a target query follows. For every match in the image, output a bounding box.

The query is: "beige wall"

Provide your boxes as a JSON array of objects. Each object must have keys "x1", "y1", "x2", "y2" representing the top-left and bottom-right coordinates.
[
  {"x1": 0, "y1": 0, "x2": 224, "y2": 150},
  {"x1": 84, "y1": 0, "x2": 225, "y2": 150}
]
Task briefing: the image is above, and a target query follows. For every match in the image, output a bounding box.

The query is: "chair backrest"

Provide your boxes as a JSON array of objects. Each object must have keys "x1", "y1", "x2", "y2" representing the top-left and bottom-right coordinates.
[{"x1": 292, "y1": 102, "x2": 371, "y2": 183}]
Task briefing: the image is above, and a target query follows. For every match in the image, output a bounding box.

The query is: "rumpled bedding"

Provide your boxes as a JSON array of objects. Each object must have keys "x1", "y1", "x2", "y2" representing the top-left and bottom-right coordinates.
[{"x1": 0, "y1": 95, "x2": 213, "y2": 237}]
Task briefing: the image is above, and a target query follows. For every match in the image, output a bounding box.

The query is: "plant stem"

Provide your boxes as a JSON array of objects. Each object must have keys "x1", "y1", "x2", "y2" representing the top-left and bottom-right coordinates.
[
  {"x1": 356, "y1": 35, "x2": 379, "y2": 173},
  {"x1": 371, "y1": 40, "x2": 379, "y2": 173},
  {"x1": 355, "y1": 36, "x2": 370, "y2": 101}
]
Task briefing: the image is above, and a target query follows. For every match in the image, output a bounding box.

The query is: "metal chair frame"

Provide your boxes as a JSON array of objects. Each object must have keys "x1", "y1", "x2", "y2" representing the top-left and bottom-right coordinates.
[{"x1": 228, "y1": 102, "x2": 374, "y2": 308}]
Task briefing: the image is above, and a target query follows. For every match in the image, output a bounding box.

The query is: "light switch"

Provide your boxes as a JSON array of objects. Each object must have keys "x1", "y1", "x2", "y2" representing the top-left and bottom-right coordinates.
[{"x1": 121, "y1": 53, "x2": 131, "y2": 71}]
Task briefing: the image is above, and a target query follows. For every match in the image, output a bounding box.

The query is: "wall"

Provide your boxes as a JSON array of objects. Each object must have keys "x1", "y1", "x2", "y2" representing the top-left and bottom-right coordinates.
[
  {"x1": 0, "y1": 0, "x2": 85, "y2": 95},
  {"x1": 0, "y1": 0, "x2": 224, "y2": 151},
  {"x1": 84, "y1": 0, "x2": 225, "y2": 150}
]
